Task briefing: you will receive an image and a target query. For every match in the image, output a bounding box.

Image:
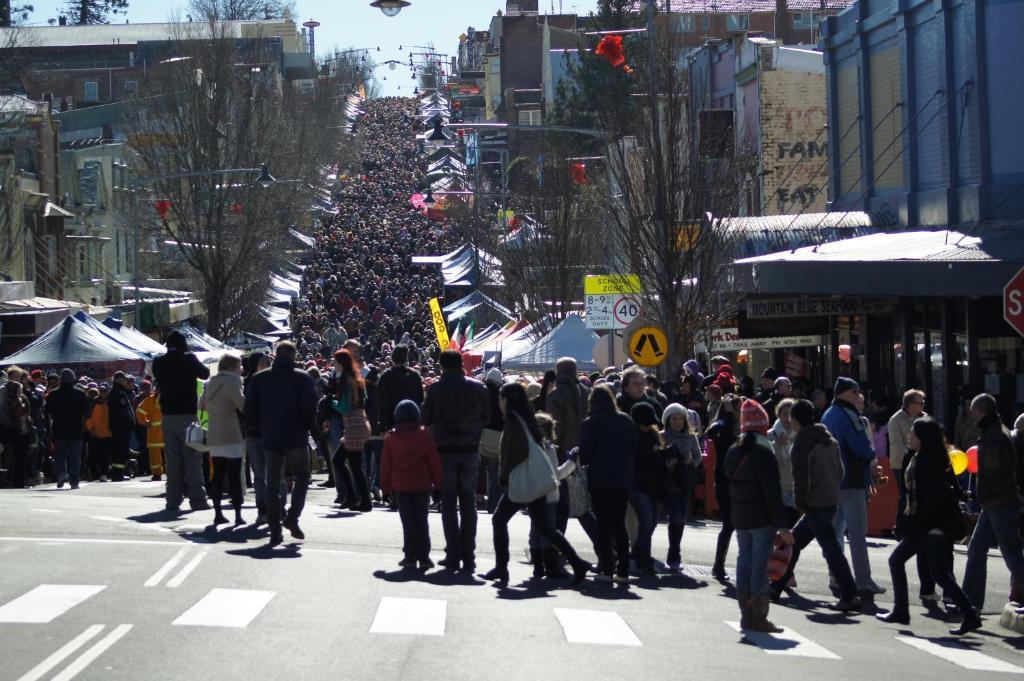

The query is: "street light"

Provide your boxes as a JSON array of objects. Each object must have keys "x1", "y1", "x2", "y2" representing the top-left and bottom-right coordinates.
[
  {"x1": 370, "y1": 1, "x2": 410, "y2": 17},
  {"x1": 256, "y1": 163, "x2": 276, "y2": 188}
]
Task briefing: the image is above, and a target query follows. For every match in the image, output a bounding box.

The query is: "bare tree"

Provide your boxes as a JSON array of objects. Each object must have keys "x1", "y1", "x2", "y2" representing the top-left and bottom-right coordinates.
[
  {"x1": 495, "y1": 154, "x2": 605, "y2": 328},
  {"x1": 125, "y1": 20, "x2": 349, "y2": 336},
  {"x1": 553, "y1": 2, "x2": 749, "y2": 368},
  {"x1": 188, "y1": 0, "x2": 295, "y2": 21}
]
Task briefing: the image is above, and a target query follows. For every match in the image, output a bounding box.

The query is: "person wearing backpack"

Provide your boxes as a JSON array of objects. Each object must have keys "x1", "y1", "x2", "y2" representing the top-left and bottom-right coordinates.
[
  {"x1": 480, "y1": 382, "x2": 590, "y2": 585},
  {"x1": 769, "y1": 399, "x2": 860, "y2": 611}
]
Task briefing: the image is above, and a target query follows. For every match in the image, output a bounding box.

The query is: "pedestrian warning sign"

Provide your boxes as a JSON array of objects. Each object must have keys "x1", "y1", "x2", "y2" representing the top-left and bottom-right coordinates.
[{"x1": 628, "y1": 325, "x2": 668, "y2": 366}]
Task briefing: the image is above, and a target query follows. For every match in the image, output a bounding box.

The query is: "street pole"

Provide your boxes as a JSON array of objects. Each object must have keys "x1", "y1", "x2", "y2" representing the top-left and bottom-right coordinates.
[{"x1": 132, "y1": 188, "x2": 140, "y2": 328}]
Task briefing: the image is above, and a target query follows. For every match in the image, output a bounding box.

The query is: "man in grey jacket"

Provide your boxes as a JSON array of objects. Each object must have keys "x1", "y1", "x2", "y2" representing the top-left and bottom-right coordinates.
[{"x1": 771, "y1": 399, "x2": 861, "y2": 611}]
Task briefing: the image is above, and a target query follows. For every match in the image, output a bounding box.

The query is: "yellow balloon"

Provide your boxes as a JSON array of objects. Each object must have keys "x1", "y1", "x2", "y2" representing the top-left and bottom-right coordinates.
[{"x1": 949, "y1": 450, "x2": 968, "y2": 476}]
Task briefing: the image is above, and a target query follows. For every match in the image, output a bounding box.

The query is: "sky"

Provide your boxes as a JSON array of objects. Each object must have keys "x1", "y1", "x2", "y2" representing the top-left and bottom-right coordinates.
[{"x1": 26, "y1": 1, "x2": 600, "y2": 96}]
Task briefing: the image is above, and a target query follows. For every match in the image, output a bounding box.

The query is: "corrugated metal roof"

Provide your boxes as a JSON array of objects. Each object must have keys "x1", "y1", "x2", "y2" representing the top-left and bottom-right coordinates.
[{"x1": 629, "y1": 0, "x2": 854, "y2": 13}]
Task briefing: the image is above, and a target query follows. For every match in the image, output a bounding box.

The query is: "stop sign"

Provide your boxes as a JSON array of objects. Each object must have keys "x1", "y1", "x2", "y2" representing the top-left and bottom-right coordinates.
[{"x1": 1004, "y1": 266, "x2": 1024, "y2": 337}]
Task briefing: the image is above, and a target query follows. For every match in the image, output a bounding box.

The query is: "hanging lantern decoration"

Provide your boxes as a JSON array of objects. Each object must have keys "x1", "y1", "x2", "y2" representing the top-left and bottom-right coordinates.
[
  {"x1": 154, "y1": 200, "x2": 172, "y2": 220},
  {"x1": 595, "y1": 35, "x2": 634, "y2": 74},
  {"x1": 570, "y1": 162, "x2": 588, "y2": 185},
  {"x1": 230, "y1": 202, "x2": 244, "y2": 216}
]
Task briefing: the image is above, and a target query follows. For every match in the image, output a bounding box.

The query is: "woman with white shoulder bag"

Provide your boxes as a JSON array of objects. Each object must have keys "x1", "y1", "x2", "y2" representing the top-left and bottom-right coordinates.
[{"x1": 480, "y1": 382, "x2": 591, "y2": 585}]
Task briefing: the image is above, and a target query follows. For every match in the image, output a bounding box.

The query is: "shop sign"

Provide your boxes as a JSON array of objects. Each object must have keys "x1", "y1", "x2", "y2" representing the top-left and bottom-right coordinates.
[
  {"x1": 713, "y1": 335, "x2": 824, "y2": 352},
  {"x1": 746, "y1": 296, "x2": 892, "y2": 319}
]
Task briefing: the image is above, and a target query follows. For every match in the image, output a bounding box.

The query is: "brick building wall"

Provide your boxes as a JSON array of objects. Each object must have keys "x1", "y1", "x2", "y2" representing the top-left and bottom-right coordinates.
[{"x1": 758, "y1": 69, "x2": 828, "y2": 215}]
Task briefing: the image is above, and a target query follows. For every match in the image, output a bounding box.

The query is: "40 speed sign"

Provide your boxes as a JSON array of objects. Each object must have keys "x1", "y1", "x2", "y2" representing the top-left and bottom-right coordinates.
[{"x1": 585, "y1": 293, "x2": 642, "y2": 330}]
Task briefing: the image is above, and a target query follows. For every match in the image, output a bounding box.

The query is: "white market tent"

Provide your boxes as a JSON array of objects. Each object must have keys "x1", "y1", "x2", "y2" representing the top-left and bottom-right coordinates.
[{"x1": 501, "y1": 315, "x2": 599, "y2": 373}]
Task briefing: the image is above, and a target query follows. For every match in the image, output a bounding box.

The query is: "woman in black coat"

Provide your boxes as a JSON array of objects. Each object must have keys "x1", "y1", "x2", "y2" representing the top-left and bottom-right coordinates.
[{"x1": 876, "y1": 417, "x2": 982, "y2": 635}]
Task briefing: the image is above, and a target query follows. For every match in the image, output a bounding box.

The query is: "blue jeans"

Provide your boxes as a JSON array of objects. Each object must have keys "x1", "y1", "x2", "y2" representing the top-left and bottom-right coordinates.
[
  {"x1": 53, "y1": 438, "x2": 82, "y2": 486},
  {"x1": 963, "y1": 503, "x2": 1024, "y2": 611},
  {"x1": 779, "y1": 506, "x2": 857, "y2": 601},
  {"x1": 363, "y1": 440, "x2": 383, "y2": 491},
  {"x1": 629, "y1": 491, "x2": 657, "y2": 570},
  {"x1": 265, "y1": 446, "x2": 310, "y2": 534},
  {"x1": 247, "y1": 436, "x2": 285, "y2": 516},
  {"x1": 440, "y1": 452, "x2": 480, "y2": 563},
  {"x1": 736, "y1": 526, "x2": 775, "y2": 596}
]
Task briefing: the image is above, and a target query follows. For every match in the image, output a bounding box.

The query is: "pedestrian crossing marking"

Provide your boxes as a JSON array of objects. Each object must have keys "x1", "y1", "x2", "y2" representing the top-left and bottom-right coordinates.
[
  {"x1": 50, "y1": 624, "x2": 132, "y2": 681},
  {"x1": 896, "y1": 635, "x2": 1024, "y2": 674},
  {"x1": 144, "y1": 547, "x2": 190, "y2": 587},
  {"x1": 15, "y1": 625, "x2": 104, "y2": 681},
  {"x1": 725, "y1": 621, "x2": 841, "y2": 659},
  {"x1": 370, "y1": 597, "x2": 446, "y2": 637},
  {"x1": 555, "y1": 608, "x2": 642, "y2": 647},
  {"x1": 165, "y1": 548, "x2": 208, "y2": 588},
  {"x1": 173, "y1": 588, "x2": 276, "y2": 628},
  {"x1": 0, "y1": 585, "x2": 106, "y2": 624}
]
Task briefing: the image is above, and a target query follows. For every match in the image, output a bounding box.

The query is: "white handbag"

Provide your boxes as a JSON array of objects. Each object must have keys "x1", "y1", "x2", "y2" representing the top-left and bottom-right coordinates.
[
  {"x1": 507, "y1": 414, "x2": 558, "y2": 504},
  {"x1": 185, "y1": 421, "x2": 209, "y2": 452}
]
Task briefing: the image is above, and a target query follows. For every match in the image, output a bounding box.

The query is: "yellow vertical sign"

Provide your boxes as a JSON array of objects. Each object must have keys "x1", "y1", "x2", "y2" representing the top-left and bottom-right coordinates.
[{"x1": 429, "y1": 297, "x2": 450, "y2": 350}]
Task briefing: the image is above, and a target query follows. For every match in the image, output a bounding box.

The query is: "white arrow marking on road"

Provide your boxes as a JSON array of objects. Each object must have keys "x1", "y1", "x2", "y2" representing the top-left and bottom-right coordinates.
[
  {"x1": 896, "y1": 635, "x2": 1024, "y2": 674},
  {"x1": 15, "y1": 625, "x2": 104, "y2": 681},
  {"x1": 50, "y1": 624, "x2": 132, "y2": 681},
  {"x1": 173, "y1": 588, "x2": 276, "y2": 628},
  {"x1": 165, "y1": 548, "x2": 209, "y2": 588},
  {"x1": 144, "y1": 547, "x2": 190, "y2": 587},
  {"x1": 555, "y1": 608, "x2": 643, "y2": 647},
  {"x1": 370, "y1": 597, "x2": 446, "y2": 637},
  {"x1": 0, "y1": 585, "x2": 107, "y2": 624},
  {"x1": 725, "y1": 621, "x2": 841, "y2": 659}
]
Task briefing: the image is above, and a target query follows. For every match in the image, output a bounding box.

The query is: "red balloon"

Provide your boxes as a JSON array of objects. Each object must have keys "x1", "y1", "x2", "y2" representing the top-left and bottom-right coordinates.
[{"x1": 966, "y1": 446, "x2": 979, "y2": 474}]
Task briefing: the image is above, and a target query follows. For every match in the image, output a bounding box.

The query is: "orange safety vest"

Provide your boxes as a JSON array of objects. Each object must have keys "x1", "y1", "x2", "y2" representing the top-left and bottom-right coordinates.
[
  {"x1": 136, "y1": 394, "x2": 164, "y2": 449},
  {"x1": 87, "y1": 402, "x2": 112, "y2": 439}
]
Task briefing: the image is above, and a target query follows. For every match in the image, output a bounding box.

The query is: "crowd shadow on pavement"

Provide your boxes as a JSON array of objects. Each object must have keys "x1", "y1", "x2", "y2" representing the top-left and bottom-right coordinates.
[
  {"x1": 372, "y1": 567, "x2": 485, "y2": 586},
  {"x1": 226, "y1": 543, "x2": 303, "y2": 560},
  {"x1": 736, "y1": 631, "x2": 800, "y2": 651}
]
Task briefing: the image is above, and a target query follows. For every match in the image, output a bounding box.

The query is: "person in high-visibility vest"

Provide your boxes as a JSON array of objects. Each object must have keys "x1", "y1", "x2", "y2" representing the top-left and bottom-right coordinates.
[{"x1": 136, "y1": 387, "x2": 165, "y2": 481}]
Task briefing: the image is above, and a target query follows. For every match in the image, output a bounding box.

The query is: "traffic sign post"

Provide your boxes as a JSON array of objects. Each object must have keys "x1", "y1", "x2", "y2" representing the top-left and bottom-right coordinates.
[
  {"x1": 584, "y1": 274, "x2": 642, "y2": 331},
  {"x1": 627, "y1": 325, "x2": 669, "y2": 367},
  {"x1": 1005, "y1": 265, "x2": 1024, "y2": 338}
]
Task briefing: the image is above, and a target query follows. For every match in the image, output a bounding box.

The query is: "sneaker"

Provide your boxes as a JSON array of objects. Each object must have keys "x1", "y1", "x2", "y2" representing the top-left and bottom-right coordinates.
[
  {"x1": 920, "y1": 592, "x2": 942, "y2": 603},
  {"x1": 859, "y1": 581, "x2": 887, "y2": 595},
  {"x1": 875, "y1": 610, "x2": 910, "y2": 625}
]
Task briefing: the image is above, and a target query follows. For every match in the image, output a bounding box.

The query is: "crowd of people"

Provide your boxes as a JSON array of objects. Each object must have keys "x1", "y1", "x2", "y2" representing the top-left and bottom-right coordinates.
[{"x1": 1, "y1": 96, "x2": 1021, "y2": 643}]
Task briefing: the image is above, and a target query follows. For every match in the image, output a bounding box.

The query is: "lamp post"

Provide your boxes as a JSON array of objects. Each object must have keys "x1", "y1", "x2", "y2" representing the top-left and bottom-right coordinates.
[{"x1": 129, "y1": 164, "x2": 276, "y2": 330}]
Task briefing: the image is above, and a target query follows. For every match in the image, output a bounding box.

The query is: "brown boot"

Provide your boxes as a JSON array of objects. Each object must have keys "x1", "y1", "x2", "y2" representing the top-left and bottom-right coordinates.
[
  {"x1": 738, "y1": 592, "x2": 753, "y2": 629},
  {"x1": 747, "y1": 594, "x2": 783, "y2": 633}
]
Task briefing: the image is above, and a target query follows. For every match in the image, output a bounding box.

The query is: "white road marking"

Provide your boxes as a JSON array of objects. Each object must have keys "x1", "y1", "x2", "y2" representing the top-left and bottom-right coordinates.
[
  {"x1": 32, "y1": 509, "x2": 60, "y2": 514},
  {"x1": 144, "y1": 547, "x2": 190, "y2": 587},
  {"x1": 0, "y1": 585, "x2": 106, "y2": 624},
  {"x1": 555, "y1": 608, "x2": 642, "y2": 647},
  {"x1": 897, "y1": 635, "x2": 1024, "y2": 674},
  {"x1": 172, "y1": 589, "x2": 276, "y2": 628},
  {"x1": 15, "y1": 625, "x2": 105, "y2": 681},
  {"x1": 0, "y1": 536, "x2": 188, "y2": 546},
  {"x1": 370, "y1": 597, "x2": 446, "y2": 637},
  {"x1": 725, "y1": 621, "x2": 841, "y2": 659},
  {"x1": 165, "y1": 548, "x2": 208, "y2": 588},
  {"x1": 50, "y1": 624, "x2": 132, "y2": 681},
  {"x1": 89, "y1": 515, "x2": 129, "y2": 523}
]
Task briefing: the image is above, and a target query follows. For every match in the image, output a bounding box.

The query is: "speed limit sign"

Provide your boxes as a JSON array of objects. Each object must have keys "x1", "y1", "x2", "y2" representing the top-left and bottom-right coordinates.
[{"x1": 613, "y1": 296, "x2": 641, "y2": 327}]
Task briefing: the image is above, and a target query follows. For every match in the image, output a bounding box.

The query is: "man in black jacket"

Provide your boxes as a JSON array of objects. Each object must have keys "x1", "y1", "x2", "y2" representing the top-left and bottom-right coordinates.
[
  {"x1": 107, "y1": 372, "x2": 136, "y2": 481},
  {"x1": 421, "y1": 350, "x2": 489, "y2": 570},
  {"x1": 45, "y1": 369, "x2": 89, "y2": 489},
  {"x1": 377, "y1": 344, "x2": 423, "y2": 432},
  {"x1": 152, "y1": 329, "x2": 211, "y2": 512},
  {"x1": 245, "y1": 341, "x2": 317, "y2": 546}
]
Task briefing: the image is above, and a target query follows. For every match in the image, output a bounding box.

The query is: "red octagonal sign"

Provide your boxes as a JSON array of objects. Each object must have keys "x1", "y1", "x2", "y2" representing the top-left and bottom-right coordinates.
[{"x1": 1004, "y1": 266, "x2": 1024, "y2": 338}]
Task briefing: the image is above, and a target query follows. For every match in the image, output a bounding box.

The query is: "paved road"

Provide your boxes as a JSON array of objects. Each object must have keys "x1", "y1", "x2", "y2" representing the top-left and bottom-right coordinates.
[{"x1": 0, "y1": 477, "x2": 1020, "y2": 681}]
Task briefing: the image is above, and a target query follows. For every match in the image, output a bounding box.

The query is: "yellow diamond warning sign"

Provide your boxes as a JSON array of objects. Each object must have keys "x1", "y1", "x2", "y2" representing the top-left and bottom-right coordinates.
[{"x1": 627, "y1": 325, "x2": 668, "y2": 367}]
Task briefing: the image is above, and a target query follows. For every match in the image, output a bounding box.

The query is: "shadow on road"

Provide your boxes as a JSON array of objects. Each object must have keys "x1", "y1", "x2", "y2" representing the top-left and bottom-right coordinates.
[
  {"x1": 226, "y1": 543, "x2": 303, "y2": 559},
  {"x1": 372, "y1": 567, "x2": 484, "y2": 587}
]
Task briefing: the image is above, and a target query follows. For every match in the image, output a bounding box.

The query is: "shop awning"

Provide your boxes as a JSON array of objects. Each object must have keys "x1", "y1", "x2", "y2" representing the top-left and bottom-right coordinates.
[{"x1": 733, "y1": 225, "x2": 1024, "y2": 297}]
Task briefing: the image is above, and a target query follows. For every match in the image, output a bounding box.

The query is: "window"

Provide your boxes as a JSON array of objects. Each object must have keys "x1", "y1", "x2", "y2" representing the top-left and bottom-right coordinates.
[
  {"x1": 702, "y1": 14, "x2": 711, "y2": 29},
  {"x1": 676, "y1": 14, "x2": 696, "y2": 32},
  {"x1": 83, "y1": 80, "x2": 99, "y2": 102},
  {"x1": 793, "y1": 11, "x2": 819, "y2": 29},
  {"x1": 727, "y1": 14, "x2": 749, "y2": 32},
  {"x1": 123, "y1": 80, "x2": 138, "y2": 95},
  {"x1": 518, "y1": 109, "x2": 542, "y2": 126}
]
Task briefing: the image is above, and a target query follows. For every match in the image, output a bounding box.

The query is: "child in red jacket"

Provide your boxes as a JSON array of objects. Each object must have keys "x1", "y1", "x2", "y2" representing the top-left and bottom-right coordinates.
[{"x1": 380, "y1": 399, "x2": 443, "y2": 569}]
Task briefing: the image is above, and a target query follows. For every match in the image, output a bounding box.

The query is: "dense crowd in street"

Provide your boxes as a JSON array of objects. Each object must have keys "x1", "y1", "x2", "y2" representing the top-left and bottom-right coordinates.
[{"x1": 1, "y1": 96, "x2": 1022, "y2": 643}]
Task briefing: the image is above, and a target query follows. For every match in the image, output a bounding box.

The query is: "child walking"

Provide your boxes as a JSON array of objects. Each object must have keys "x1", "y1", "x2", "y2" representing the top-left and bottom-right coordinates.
[{"x1": 380, "y1": 400, "x2": 443, "y2": 569}]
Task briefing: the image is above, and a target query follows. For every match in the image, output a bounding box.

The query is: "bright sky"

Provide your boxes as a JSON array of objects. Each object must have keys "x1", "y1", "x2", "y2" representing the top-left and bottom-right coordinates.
[{"x1": 26, "y1": 1, "x2": 600, "y2": 96}]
